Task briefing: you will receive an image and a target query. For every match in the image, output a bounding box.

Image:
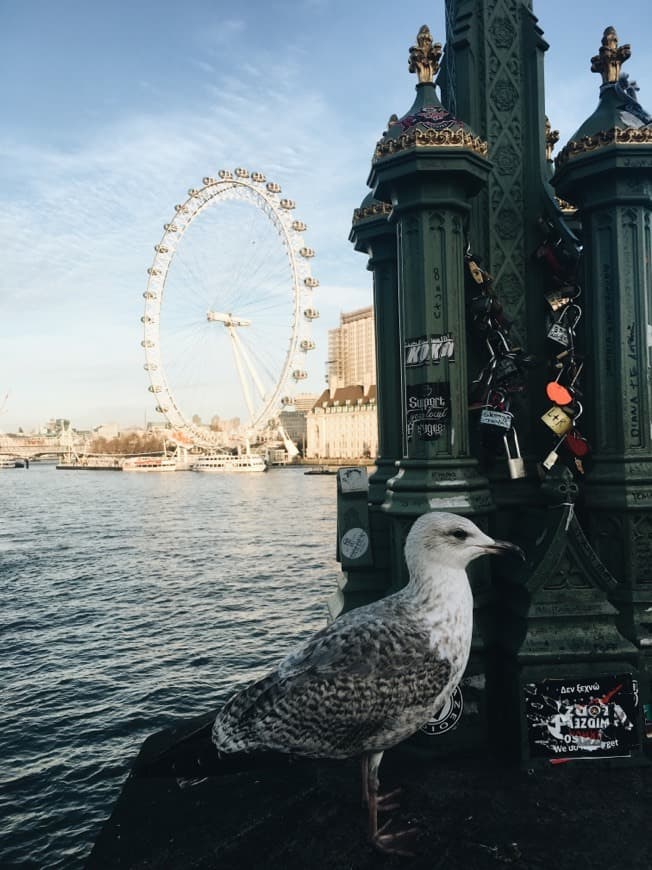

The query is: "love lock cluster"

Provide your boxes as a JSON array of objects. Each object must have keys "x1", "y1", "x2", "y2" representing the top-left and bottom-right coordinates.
[
  {"x1": 466, "y1": 249, "x2": 537, "y2": 479},
  {"x1": 536, "y1": 219, "x2": 589, "y2": 475}
]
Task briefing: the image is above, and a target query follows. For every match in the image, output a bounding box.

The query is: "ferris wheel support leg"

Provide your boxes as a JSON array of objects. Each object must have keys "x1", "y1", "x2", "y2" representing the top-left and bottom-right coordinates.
[
  {"x1": 228, "y1": 327, "x2": 256, "y2": 424},
  {"x1": 230, "y1": 328, "x2": 267, "y2": 403}
]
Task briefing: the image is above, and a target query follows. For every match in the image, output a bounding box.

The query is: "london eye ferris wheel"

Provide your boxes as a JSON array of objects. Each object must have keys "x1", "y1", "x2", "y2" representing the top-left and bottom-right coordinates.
[{"x1": 141, "y1": 169, "x2": 319, "y2": 446}]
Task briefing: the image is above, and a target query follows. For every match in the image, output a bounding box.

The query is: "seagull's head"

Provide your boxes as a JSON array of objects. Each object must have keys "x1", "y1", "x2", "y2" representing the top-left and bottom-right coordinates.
[{"x1": 405, "y1": 511, "x2": 525, "y2": 572}]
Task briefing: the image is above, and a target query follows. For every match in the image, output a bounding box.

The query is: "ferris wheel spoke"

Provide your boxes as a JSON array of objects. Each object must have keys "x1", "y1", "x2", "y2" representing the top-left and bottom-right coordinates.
[{"x1": 227, "y1": 327, "x2": 257, "y2": 423}]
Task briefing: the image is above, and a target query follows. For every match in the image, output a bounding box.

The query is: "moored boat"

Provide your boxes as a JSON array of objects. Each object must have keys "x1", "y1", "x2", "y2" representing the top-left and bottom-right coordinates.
[
  {"x1": 122, "y1": 455, "x2": 177, "y2": 472},
  {"x1": 191, "y1": 451, "x2": 267, "y2": 473}
]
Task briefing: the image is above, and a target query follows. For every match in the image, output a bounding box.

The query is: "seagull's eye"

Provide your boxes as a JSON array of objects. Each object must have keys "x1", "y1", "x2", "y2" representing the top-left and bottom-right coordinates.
[{"x1": 451, "y1": 529, "x2": 468, "y2": 541}]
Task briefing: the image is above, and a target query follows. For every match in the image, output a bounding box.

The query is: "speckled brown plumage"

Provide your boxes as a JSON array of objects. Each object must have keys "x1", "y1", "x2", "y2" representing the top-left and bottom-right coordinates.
[
  {"x1": 211, "y1": 511, "x2": 522, "y2": 855},
  {"x1": 213, "y1": 600, "x2": 452, "y2": 758}
]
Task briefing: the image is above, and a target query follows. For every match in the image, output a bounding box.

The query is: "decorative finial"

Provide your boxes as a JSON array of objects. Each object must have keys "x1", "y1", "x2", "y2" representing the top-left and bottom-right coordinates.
[
  {"x1": 545, "y1": 116, "x2": 560, "y2": 161},
  {"x1": 408, "y1": 25, "x2": 442, "y2": 84},
  {"x1": 590, "y1": 26, "x2": 631, "y2": 84}
]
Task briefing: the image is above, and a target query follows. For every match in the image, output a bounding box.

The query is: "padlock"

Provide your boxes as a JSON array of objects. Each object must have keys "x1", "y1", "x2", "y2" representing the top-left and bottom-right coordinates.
[
  {"x1": 480, "y1": 406, "x2": 513, "y2": 431},
  {"x1": 503, "y1": 428, "x2": 526, "y2": 479},
  {"x1": 564, "y1": 428, "x2": 590, "y2": 457},
  {"x1": 469, "y1": 356, "x2": 498, "y2": 407},
  {"x1": 541, "y1": 404, "x2": 584, "y2": 470},
  {"x1": 541, "y1": 404, "x2": 573, "y2": 435},
  {"x1": 494, "y1": 354, "x2": 520, "y2": 383},
  {"x1": 546, "y1": 304, "x2": 581, "y2": 348},
  {"x1": 546, "y1": 361, "x2": 584, "y2": 405},
  {"x1": 537, "y1": 243, "x2": 564, "y2": 275},
  {"x1": 542, "y1": 434, "x2": 565, "y2": 470},
  {"x1": 545, "y1": 288, "x2": 573, "y2": 311},
  {"x1": 544, "y1": 284, "x2": 581, "y2": 312},
  {"x1": 467, "y1": 259, "x2": 485, "y2": 285}
]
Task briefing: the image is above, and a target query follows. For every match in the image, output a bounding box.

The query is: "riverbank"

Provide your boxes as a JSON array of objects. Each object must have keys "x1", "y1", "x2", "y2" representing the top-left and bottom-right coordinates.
[{"x1": 88, "y1": 712, "x2": 651, "y2": 869}]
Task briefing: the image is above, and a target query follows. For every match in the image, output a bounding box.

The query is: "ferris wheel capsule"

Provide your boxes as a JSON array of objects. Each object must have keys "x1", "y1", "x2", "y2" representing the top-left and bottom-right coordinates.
[
  {"x1": 203, "y1": 177, "x2": 217, "y2": 186},
  {"x1": 292, "y1": 220, "x2": 307, "y2": 231},
  {"x1": 164, "y1": 224, "x2": 178, "y2": 232},
  {"x1": 304, "y1": 277, "x2": 319, "y2": 288},
  {"x1": 175, "y1": 204, "x2": 189, "y2": 213},
  {"x1": 155, "y1": 405, "x2": 169, "y2": 414},
  {"x1": 234, "y1": 168, "x2": 249, "y2": 178},
  {"x1": 292, "y1": 369, "x2": 308, "y2": 381},
  {"x1": 266, "y1": 182, "x2": 281, "y2": 193},
  {"x1": 299, "y1": 247, "x2": 315, "y2": 258},
  {"x1": 300, "y1": 339, "x2": 316, "y2": 351},
  {"x1": 303, "y1": 308, "x2": 319, "y2": 320},
  {"x1": 188, "y1": 188, "x2": 200, "y2": 197},
  {"x1": 251, "y1": 172, "x2": 266, "y2": 183},
  {"x1": 218, "y1": 170, "x2": 233, "y2": 179},
  {"x1": 280, "y1": 199, "x2": 295, "y2": 210},
  {"x1": 154, "y1": 244, "x2": 169, "y2": 253}
]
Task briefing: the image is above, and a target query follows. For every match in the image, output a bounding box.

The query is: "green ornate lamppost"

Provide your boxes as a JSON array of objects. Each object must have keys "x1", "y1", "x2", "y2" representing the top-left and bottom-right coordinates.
[
  {"x1": 552, "y1": 27, "x2": 652, "y2": 692},
  {"x1": 368, "y1": 27, "x2": 493, "y2": 558}
]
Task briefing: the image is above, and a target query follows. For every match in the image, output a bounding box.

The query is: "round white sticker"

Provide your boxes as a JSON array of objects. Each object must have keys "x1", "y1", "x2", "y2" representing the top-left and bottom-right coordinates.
[
  {"x1": 340, "y1": 527, "x2": 369, "y2": 560},
  {"x1": 420, "y1": 686, "x2": 464, "y2": 735}
]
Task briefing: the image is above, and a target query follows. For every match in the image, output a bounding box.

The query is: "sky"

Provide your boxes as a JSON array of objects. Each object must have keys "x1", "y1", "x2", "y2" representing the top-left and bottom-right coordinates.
[{"x1": 2, "y1": 0, "x2": 651, "y2": 432}]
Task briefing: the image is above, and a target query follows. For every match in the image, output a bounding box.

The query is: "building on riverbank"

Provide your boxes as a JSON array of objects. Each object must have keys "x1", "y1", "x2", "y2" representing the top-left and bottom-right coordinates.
[
  {"x1": 306, "y1": 384, "x2": 377, "y2": 459},
  {"x1": 306, "y1": 306, "x2": 378, "y2": 459}
]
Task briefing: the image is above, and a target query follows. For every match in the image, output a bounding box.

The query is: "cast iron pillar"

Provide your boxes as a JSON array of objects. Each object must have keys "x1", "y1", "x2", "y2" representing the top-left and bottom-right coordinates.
[
  {"x1": 367, "y1": 26, "x2": 493, "y2": 583},
  {"x1": 553, "y1": 28, "x2": 652, "y2": 691},
  {"x1": 359, "y1": 28, "x2": 496, "y2": 754},
  {"x1": 349, "y1": 193, "x2": 400, "y2": 507},
  {"x1": 328, "y1": 195, "x2": 400, "y2": 617}
]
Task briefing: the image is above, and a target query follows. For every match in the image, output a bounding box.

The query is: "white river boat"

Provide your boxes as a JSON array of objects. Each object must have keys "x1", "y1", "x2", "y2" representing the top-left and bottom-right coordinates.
[
  {"x1": 122, "y1": 455, "x2": 177, "y2": 472},
  {"x1": 191, "y1": 452, "x2": 267, "y2": 473}
]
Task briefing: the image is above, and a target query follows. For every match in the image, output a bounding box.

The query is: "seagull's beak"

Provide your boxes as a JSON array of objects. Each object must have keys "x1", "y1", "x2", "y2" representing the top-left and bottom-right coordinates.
[{"x1": 483, "y1": 539, "x2": 525, "y2": 560}]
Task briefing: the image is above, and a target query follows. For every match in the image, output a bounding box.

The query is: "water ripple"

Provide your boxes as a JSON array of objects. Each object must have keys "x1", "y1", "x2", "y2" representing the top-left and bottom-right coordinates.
[{"x1": 0, "y1": 465, "x2": 339, "y2": 868}]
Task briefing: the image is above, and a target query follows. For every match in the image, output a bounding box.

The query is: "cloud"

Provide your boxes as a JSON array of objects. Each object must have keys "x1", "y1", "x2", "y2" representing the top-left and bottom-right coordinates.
[{"x1": 0, "y1": 52, "x2": 375, "y2": 430}]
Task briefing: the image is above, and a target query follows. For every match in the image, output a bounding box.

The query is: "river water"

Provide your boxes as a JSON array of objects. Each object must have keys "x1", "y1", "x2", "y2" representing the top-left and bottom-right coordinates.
[{"x1": 0, "y1": 464, "x2": 340, "y2": 868}]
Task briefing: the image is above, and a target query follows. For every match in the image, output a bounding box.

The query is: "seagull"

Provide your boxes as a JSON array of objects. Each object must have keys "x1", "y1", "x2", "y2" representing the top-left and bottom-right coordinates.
[{"x1": 212, "y1": 511, "x2": 523, "y2": 854}]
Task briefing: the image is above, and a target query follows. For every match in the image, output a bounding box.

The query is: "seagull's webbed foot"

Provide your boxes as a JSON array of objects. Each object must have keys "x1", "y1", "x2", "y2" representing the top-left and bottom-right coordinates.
[
  {"x1": 372, "y1": 818, "x2": 420, "y2": 857},
  {"x1": 376, "y1": 787, "x2": 402, "y2": 813}
]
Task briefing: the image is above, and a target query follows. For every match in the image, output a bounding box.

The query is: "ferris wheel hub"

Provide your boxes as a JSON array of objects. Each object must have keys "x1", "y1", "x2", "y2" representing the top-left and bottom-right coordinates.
[{"x1": 206, "y1": 310, "x2": 252, "y2": 327}]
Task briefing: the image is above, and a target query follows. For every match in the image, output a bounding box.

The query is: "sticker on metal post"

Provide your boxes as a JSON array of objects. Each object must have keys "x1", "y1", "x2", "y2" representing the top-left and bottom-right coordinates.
[
  {"x1": 523, "y1": 674, "x2": 640, "y2": 760},
  {"x1": 405, "y1": 333, "x2": 455, "y2": 368},
  {"x1": 406, "y1": 382, "x2": 450, "y2": 442},
  {"x1": 340, "y1": 527, "x2": 369, "y2": 561},
  {"x1": 337, "y1": 467, "x2": 368, "y2": 494},
  {"x1": 420, "y1": 686, "x2": 464, "y2": 735}
]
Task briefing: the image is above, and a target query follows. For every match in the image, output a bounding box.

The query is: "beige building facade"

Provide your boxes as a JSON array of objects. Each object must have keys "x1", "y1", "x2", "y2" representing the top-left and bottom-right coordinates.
[
  {"x1": 307, "y1": 306, "x2": 378, "y2": 459},
  {"x1": 306, "y1": 386, "x2": 377, "y2": 459},
  {"x1": 327, "y1": 306, "x2": 376, "y2": 393}
]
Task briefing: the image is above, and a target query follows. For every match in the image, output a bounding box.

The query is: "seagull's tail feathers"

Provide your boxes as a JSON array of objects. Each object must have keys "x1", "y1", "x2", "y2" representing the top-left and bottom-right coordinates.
[{"x1": 212, "y1": 671, "x2": 287, "y2": 754}]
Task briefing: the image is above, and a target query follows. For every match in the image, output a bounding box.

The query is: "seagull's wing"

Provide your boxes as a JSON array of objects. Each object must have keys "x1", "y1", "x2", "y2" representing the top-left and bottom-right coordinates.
[{"x1": 213, "y1": 601, "x2": 452, "y2": 757}]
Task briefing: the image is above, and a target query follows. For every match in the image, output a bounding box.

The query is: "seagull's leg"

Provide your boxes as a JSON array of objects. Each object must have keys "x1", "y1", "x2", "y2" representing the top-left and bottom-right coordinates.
[
  {"x1": 365, "y1": 751, "x2": 418, "y2": 857},
  {"x1": 361, "y1": 752, "x2": 401, "y2": 811}
]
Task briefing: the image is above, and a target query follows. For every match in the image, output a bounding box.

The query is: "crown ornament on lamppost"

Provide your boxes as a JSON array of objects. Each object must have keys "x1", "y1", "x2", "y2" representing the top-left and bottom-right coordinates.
[
  {"x1": 590, "y1": 26, "x2": 631, "y2": 84},
  {"x1": 545, "y1": 116, "x2": 560, "y2": 161},
  {"x1": 408, "y1": 24, "x2": 443, "y2": 83},
  {"x1": 554, "y1": 26, "x2": 652, "y2": 169}
]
